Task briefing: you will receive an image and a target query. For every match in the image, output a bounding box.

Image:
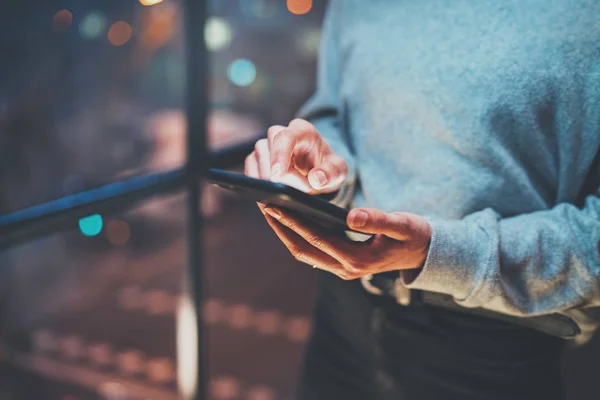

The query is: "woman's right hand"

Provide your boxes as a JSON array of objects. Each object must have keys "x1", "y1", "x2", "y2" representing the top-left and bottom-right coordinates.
[{"x1": 244, "y1": 118, "x2": 348, "y2": 194}]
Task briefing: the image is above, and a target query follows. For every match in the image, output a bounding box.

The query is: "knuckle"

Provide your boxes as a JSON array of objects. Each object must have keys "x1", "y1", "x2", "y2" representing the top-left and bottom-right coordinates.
[
  {"x1": 254, "y1": 138, "x2": 267, "y2": 153},
  {"x1": 337, "y1": 271, "x2": 350, "y2": 280},
  {"x1": 332, "y1": 155, "x2": 348, "y2": 174},
  {"x1": 291, "y1": 250, "x2": 306, "y2": 262},
  {"x1": 284, "y1": 220, "x2": 297, "y2": 231},
  {"x1": 287, "y1": 244, "x2": 299, "y2": 256},
  {"x1": 271, "y1": 132, "x2": 290, "y2": 151},
  {"x1": 290, "y1": 118, "x2": 316, "y2": 134},
  {"x1": 391, "y1": 213, "x2": 411, "y2": 231},
  {"x1": 338, "y1": 271, "x2": 356, "y2": 281},
  {"x1": 289, "y1": 118, "x2": 307, "y2": 127},
  {"x1": 346, "y1": 258, "x2": 367, "y2": 272},
  {"x1": 377, "y1": 215, "x2": 393, "y2": 230},
  {"x1": 344, "y1": 257, "x2": 371, "y2": 273},
  {"x1": 267, "y1": 125, "x2": 285, "y2": 139},
  {"x1": 307, "y1": 235, "x2": 325, "y2": 250}
]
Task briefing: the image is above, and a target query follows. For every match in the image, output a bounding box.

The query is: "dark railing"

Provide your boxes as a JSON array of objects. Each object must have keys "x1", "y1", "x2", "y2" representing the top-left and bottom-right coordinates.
[{"x1": 0, "y1": 140, "x2": 256, "y2": 250}]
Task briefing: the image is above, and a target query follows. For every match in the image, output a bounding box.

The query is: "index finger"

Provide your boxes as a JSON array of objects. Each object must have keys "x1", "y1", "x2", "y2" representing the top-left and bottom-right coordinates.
[{"x1": 270, "y1": 119, "x2": 317, "y2": 180}]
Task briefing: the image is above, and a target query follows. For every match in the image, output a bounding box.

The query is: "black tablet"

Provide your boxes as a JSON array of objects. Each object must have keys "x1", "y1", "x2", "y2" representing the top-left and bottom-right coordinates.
[{"x1": 206, "y1": 168, "x2": 352, "y2": 233}]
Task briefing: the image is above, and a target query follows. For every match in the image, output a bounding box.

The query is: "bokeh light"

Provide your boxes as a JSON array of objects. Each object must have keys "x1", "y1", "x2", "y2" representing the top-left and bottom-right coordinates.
[
  {"x1": 203, "y1": 298, "x2": 227, "y2": 324},
  {"x1": 147, "y1": 358, "x2": 174, "y2": 384},
  {"x1": 227, "y1": 59, "x2": 257, "y2": 87},
  {"x1": 204, "y1": 17, "x2": 232, "y2": 51},
  {"x1": 140, "y1": 2, "x2": 178, "y2": 51},
  {"x1": 139, "y1": 0, "x2": 164, "y2": 5},
  {"x1": 52, "y1": 9, "x2": 73, "y2": 32},
  {"x1": 209, "y1": 376, "x2": 241, "y2": 400},
  {"x1": 298, "y1": 28, "x2": 321, "y2": 56},
  {"x1": 79, "y1": 11, "x2": 106, "y2": 40},
  {"x1": 108, "y1": 21, "x2": 133, "y2": 46},
  {"x1": 247, "y1": 386, "x2": 275, "y2": 400},
  {"x1": 228, "y1": 303, "x2": 253, "y2": 329},
  {"x1": 177, "y1": 296, "x2": 198, "y2": 399},
  {"x1": 286, "y1": 0, "x2": 312, "y2": 15},
  {"x1": 97, "y1": 382, "x2": 126, "y2": 400},
  {"x1": 106, "y1": 220, "x2": 131, "y2": 245},
  {"x1": 240, "y1": 0, "x2": 278, "y2": 19},
  {"x1": 79, "y1": 214, "x2": 103, "y2": 237}
]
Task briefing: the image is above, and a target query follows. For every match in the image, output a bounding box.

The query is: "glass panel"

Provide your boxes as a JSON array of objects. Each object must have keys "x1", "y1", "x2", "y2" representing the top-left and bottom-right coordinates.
[
  {"x1": 0, "y1": 0, "x2": 325, "y2": 215},
  {"x1": 1, "y1": 1, "x2": 327, "y2": 398},
  {"x1": 0, "y1": 0, "x2": 191, "y2": 213},
  {"x1": 0, "y1": 191, "x2": 187, "y2": 399}
]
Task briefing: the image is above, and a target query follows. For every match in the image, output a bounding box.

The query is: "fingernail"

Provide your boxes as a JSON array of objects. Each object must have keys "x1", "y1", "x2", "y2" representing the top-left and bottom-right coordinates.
[
  {"x1": 270, "y1": 163, "x2": 282, "y2": 180},
  {"x1": 309, "y1": 170, "x2": 328, "y2": 188},
  {"x1": 351, "y1": 210, "x2": 368, "y2": 227},
  {"x1": 264, "y1": 207, "x2": 281, "y2": 220},
  {"x1": 315, "y1": 170, "x2": 328, "y2": 186}
]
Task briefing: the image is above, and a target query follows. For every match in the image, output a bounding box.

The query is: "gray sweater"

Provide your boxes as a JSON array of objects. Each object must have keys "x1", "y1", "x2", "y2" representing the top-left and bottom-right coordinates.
[{"x1": 299, "y1": 0, "x2": 600, "y2": 343}]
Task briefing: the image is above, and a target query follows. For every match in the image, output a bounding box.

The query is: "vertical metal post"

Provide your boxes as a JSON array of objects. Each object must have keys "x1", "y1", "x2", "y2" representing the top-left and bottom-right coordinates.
[{"x1": 183, "y1": 0, "x2": 208, "y2": 399}]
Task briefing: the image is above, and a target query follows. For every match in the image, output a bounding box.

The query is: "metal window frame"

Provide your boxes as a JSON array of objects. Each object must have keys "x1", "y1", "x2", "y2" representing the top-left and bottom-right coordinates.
[{"x1": 0, "y1": 2, "x2": 251, "y2": 399}]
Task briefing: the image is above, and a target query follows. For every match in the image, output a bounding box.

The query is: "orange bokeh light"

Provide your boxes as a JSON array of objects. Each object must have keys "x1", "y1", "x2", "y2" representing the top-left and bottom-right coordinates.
[
  {"x1": 108, "y1": 21, "x2": 133, "y2": 46},
  {"x1": 140, "y1": 2, "x2": 178, "y2": 50},
  {"x1": 107, "y1": 220, "x2": 131, "y2": 245},
  {"x1": 286, "y1": 0, "x2": 312, "y2": 15},
  {"x1": 52, "y1": 9, "x2": 73, "y2": 32}
]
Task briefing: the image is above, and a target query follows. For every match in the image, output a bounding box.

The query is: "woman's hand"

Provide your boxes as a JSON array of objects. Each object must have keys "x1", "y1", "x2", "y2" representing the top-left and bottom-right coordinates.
[
  {"x1": 244, "y1": 118, "x2": 348, "y2": 194},
  {"x1": 260, "y1": 206, "x2": 432, "y2": 280}
]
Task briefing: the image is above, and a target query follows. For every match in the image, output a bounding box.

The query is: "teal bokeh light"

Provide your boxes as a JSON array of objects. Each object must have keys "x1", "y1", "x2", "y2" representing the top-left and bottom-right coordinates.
[
  {"x1": 227, "y1": 59, "x2": 257, "y2": 87},
  {"x1": 79, "y1": 11, "x2": 106, "y2": 40},
  {"x1": 79, "y1": 214, "x2": 103, "y2": 236}
]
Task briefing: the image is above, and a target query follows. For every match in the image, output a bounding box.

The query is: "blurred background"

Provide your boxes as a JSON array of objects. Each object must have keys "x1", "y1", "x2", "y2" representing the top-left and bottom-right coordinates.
[{"x1": 0, "y1": 0, "x2": 599, "y2": 399}]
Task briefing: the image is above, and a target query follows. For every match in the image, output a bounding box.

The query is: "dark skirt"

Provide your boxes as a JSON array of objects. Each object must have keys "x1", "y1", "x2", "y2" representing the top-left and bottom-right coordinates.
[{"x1": 297, "y1": 272, "x2": 565, "y2": 400}]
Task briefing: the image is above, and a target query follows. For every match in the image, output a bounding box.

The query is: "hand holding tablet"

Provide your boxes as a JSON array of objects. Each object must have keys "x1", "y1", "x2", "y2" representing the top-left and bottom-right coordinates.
[
  {"x1": 206, "y1": 168, "x2": 353, "y2": 233},
  {"x1": 210, "y1": 119, "x2": 431, "y2": 280}
]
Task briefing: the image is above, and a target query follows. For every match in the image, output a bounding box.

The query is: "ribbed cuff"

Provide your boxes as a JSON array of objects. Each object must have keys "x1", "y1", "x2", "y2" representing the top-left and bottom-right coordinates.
[{"x1": 403, "y1": 217, "x2": 493, "y2": 307}]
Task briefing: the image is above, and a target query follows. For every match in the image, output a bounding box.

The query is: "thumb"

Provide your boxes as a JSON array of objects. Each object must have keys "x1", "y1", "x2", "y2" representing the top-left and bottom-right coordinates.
[
  {"x1": 307, "y1": 154, "x2": 348, "y2": 193},
  {"x1": 347, "y1": 209, "x2": 415, "y2": 240}
]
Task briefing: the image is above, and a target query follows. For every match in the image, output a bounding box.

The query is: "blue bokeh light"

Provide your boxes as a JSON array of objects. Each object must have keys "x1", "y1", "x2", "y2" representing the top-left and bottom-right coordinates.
[
  {"x1": 227, "y1": 59, "x2": 257, "y2": 87},
  {"x1": 79, "y1": 214, "x2": 103, "y2": 236}
]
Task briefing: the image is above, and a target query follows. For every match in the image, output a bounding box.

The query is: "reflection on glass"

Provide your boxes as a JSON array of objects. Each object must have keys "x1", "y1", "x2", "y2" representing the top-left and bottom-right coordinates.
[{"x1": 1, "y1": 0, "x2": 325, "y2": 215}]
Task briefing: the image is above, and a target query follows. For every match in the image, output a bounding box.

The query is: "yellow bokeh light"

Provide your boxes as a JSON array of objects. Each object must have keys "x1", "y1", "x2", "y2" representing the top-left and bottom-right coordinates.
[
  {"x1": 286, "y1": 0, "x2": 312, "y2": 15},
  {"x1": 139, "y1": 0, "x2": 164, "y2": 5},
  {"x1": 108, "y1": 21, "x2": 133, "y2": 46}
]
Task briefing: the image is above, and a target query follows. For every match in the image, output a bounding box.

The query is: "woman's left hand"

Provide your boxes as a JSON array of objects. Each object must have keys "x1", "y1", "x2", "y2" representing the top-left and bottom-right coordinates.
[{"x1": 260, "y1": 206, "x2": 432, "y2": 280}]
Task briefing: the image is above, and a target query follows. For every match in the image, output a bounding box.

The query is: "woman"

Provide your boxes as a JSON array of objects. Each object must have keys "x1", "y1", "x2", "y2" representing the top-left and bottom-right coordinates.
[{"x1": 245, "y1": 1, "x2": 600, "y2": 399}]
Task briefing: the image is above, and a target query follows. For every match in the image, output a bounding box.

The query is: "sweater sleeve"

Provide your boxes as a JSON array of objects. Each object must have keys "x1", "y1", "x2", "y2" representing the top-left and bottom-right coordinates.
[
  {"x1": 406, "y1": 180, "x2": 600, "y2": 316},
  {"x1": 296, "y1": 0, "x2": 356, "y2": 208}
]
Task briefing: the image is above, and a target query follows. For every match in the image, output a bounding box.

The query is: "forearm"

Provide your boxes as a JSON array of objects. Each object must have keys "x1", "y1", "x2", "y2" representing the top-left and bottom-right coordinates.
[{"x1": 405, "y1": 195, "x2": 600, "y2": 316}]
